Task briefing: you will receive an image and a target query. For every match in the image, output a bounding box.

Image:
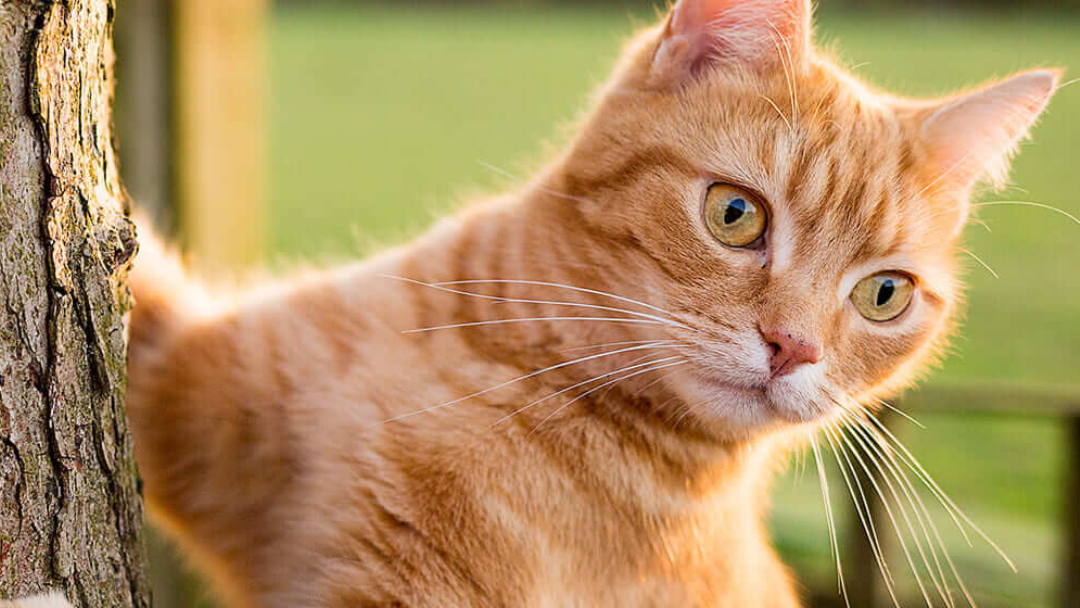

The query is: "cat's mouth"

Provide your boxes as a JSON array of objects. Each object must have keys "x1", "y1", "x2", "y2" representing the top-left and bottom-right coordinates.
[{"x1": 690, "y1": 372, "x2": 829, "y2": 428}]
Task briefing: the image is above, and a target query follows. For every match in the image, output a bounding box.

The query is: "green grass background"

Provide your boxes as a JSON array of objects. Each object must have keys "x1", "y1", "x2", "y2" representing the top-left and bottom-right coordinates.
[{"x1": 263, "y1": 4, "x2": 1079, "y2": 606}]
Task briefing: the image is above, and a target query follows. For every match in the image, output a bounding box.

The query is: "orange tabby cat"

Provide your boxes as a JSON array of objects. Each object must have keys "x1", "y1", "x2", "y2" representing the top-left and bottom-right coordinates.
[{"x1": 11, "y1": 0, "x2": 1060, "y2": 606}]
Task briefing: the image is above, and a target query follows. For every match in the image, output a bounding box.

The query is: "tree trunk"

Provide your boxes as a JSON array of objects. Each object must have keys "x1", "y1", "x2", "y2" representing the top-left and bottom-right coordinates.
[{"x1": 0, "y1": 1, "x2": 150, "y2": 606}]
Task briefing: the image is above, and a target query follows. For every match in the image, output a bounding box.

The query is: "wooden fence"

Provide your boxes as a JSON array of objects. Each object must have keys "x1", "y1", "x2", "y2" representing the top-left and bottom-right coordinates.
[
  {"x1": 115, "y1": 0, "x2": 265, "y2": 272},
  {"x1": 836, "y1": 381, "x2": 1080, "y2": 608}
]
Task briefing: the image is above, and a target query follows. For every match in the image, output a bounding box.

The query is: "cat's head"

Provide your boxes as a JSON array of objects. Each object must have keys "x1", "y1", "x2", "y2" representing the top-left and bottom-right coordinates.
[{"x1": 556, "y1": 0, "x2": 1058, "y2": 440}]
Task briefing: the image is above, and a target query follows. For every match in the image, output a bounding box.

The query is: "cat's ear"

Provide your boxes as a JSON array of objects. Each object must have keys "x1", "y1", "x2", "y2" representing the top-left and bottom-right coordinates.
[
  {"x1": 919, "y1": 69, "x2": 1060, "y2": 192},
  {"x1": 648, "y1": 0, "x2": 812, "y2": 87}
]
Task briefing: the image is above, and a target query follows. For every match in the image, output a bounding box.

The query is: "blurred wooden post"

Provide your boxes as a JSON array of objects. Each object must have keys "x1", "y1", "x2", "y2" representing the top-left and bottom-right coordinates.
[
  {"x1": 115, "y1": 6, "x2": 190, "y2": 608},
  {"x1": 115, "y1": 0, "x2": 174, "y2": 229},
  {"x1": 845, "y1": 469, "x2": 885, "y2": 608},
  {"x1": 173, "y1": 0, "x2": 267, "y2": 273},
  {"x1": 1063, "y1": 416, "x2": 1080, "y2": 608},
  {"x1": 115, "y1": 1, "x2": 267, "y2": 607}
]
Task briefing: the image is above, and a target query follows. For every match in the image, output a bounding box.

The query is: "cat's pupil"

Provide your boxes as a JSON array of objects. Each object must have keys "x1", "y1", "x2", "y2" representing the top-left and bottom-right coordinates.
[
  {"x1": 877, "y1": 280, "x2": 896, "y2": 307},
  {"x1": 724, "y1": 199, "x2": 747, "y2": 225}
]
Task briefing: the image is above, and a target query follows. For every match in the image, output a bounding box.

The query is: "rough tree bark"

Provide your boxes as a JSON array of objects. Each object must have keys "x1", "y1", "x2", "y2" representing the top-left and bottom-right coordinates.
[{"x1": 0, "y1": 0, "x2": 150, "y2": 606}]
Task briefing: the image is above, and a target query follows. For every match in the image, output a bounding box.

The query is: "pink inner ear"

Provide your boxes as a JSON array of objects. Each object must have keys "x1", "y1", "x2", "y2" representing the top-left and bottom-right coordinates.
[
  {"x1": 921, "y1": 70, "x2": 1059, "y2": 190},
  {"x1": 667, "y1": 0, "x2": 808, "y2": 70},
  {"x1": 671, "y1": 0, "x2": 736, "y2": 32},
  {"x1": 673, "y1": 0, "x2": 775, "y2": 33}
]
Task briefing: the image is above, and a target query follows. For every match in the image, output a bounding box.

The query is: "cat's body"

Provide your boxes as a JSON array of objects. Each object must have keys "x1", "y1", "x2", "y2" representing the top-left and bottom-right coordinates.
[
  {"x1": 8, "y1": 0, "x2": 1060, "y2": 606},
  {"x1": 129, "y1": 197, "x2": 802, "y2": 607}
]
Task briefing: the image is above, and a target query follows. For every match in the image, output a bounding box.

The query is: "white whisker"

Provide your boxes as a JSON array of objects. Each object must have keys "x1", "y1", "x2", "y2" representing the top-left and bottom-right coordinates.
[
  {"x1": 529, "y1": 360, "x2": 688, "y2": 435},
  {"x1": 656, "y1": 395, "x2": 686, "y2": 424},
  {"x1": 876, "y1": 399, "x2": 927, "y2": 430},
  {"x1": 974, "y1": 200, "x2": 1080, "y2": 228},
  {"x1": 860, "y1": 410, "x2": 1016, "y2": 571},
  {"x1": 385, "y1": 275, "x2": 693, "y2": 330},
  {"x1": 763, "y1": 17, "x2": 798, "y2": 127},
  {"x1": 1056, "y1": 76, "x2": 1080, "y2": 92},
  {"x1": 492, "y1": 355, "x2": 683, "y2": 427},
  {"x1": 671, "y1": 397, "x2": 711, "y2": 428},
  {"x1": 620, "y1": 351, "x2": 679, "y2": 370},
  {"x1": 810, "y1": 437, "x2": 850, "y2": 607},
  {"x1": 821, "y1": 423, "x2": 900, "y2": 606},
  {"x1": 795, "y1": 444, "x2": 810, "y2": 484},
  {"x1": 833, "y1": 427, "x2": 937, "y2": 608},
  {"x1": 665, "y1": 399, "x2": 693, "y2": 426},
  {"x1": 432, "y1": 279, "x2": 684, "y2": 321},
  {"x1": 403, "y1": 316, "x2": 667, "y2": 334},
  {"x1": 840, "y1": 407, "x2": 976, "y2": 608},
  {"x1": 632, "y1": 366, "x2": 685, "y2": 397},
  {"x1": 852, "y1": 408, "x2": 972, "y2": 548},
  {"x1": 825, "y1": 421, "x2": 937, "y2": 608},
  {"x1": 381, "y1": 343, "x2": 678, "y2": 423},
  {"x1": 825, "y1": 423, "x2": 898, "y2": 589},
  {"x1": 761, "y1": 94, "x2": 794, "y2": 133},
  {"x1": 562, "y1": 340, "x2": 676, "y2": 354},
  {"x1": 833, "y1": 410, "x2": 955, "y2": 607},
  {"x1": 969, "y1": 217, "x2": 993, "y2": 234},
  {"x1": 960, "y1": 249, "x2": 999, "y2": 279},
  {"x1": 916, "y1": 151, "x2": 973, "y2": 200}
]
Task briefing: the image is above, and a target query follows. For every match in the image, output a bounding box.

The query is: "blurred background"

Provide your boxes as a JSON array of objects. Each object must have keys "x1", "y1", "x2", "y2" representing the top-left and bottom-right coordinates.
[{"x1": 112, "y1": 1, "x2": 1080, "y2": 607}]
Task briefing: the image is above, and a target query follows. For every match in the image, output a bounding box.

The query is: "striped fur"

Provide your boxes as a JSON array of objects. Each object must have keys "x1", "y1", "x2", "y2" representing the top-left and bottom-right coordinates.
[{"x1": 107, "y1": 1, "x2": 1058, "y2": 607}]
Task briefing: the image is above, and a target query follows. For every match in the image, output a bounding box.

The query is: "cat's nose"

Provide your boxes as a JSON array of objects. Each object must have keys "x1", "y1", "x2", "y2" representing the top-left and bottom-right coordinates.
[{"x1": 760, "y1": 328, "x2": 822, "y2": 378}]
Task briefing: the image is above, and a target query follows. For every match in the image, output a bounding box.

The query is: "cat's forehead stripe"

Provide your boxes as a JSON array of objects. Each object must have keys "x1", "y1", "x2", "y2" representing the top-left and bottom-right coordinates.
[
  {"x1": 566, "y1": 143, "x2": 697, "y2": 198},
  {"x1": 774, "y1": 118, "x2": 924, "y2": 273}
]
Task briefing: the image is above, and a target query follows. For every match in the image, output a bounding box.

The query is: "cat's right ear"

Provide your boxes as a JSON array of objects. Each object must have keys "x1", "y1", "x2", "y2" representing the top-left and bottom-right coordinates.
[
  {"x1": 918, "y1": 69, "x2": 1060, "y2": 193},
  {"x1": 646, "y1": 0, "x2": 813, "y2": 88}
]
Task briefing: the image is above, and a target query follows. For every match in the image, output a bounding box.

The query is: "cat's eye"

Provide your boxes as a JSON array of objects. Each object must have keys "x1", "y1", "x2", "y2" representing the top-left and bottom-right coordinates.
[
  {"x1": 704, "y1": 184, "x2": 768, "y2": 248},
  {"x1": 851, "y1": 273, "x2": 915, "y2": 322}
]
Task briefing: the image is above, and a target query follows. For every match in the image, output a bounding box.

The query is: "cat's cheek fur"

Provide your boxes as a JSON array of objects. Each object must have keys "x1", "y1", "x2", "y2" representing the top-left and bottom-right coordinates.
[{"x1": 834, "y1": 299, "x2": 944, "y2": 402}]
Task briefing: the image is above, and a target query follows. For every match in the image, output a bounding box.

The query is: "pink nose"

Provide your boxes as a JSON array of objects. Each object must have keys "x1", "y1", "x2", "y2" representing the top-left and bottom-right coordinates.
[{"x1": 760, "y1": 328, "x2": 822, "y2": 378}]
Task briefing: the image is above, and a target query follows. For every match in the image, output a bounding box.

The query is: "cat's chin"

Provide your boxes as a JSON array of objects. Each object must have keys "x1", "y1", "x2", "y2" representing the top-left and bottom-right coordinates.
[{"x1": 677, "y1": 373, "x2": 829, "y2": 438}]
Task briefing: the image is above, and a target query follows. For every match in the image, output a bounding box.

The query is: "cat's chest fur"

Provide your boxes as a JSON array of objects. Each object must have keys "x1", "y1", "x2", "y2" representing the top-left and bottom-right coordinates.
[
  {"x1": 236, "y1": 271, "x2": 799, "y2": 608},
  {"x1": 300, "y1": 413, "x2": 798, "y2": 607}
]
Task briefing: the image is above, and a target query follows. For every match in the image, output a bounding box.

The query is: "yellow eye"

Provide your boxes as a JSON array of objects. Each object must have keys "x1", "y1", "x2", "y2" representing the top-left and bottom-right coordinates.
[
  {"x1": 704, "y1": 184, "x2": 768, "y2": 248},
  {"x1": 851, "y1": 273, "x2": 915, "y2": 322}
]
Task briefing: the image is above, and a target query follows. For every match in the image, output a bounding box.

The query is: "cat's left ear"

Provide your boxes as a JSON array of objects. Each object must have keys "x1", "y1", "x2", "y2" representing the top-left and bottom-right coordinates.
[
  {"x1": 918, "y1": 69, "x2": 1060, "y2": 193},
  {"x1": 649, "y1": 0, "x2": 812, "y2": 87}
]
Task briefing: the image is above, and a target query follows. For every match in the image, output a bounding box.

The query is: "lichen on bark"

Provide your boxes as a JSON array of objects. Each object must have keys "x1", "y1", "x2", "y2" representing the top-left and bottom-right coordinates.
[{"x1": 0, "y1": 0, "x2": 149, "y2": 606}]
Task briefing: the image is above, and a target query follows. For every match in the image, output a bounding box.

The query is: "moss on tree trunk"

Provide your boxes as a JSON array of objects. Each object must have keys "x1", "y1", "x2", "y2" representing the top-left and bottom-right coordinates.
[{"x1": 0, "y1": 0, "x2": 150, "y2": 605}]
